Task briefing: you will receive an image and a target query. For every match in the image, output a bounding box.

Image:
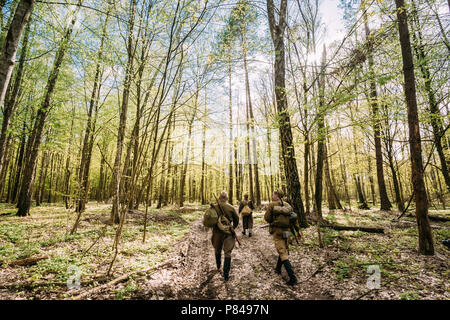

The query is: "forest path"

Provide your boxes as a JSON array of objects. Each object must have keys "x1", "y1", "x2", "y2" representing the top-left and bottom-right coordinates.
[
  {"x1": 131, "y1": 210, "x2": 336, "y2": 300},
  {"x1": 1, "y1": 204, "x2": 448, "y2": 300},
  {"x1": 85, "y1": 206, "x2": 449, "y2": 300}
]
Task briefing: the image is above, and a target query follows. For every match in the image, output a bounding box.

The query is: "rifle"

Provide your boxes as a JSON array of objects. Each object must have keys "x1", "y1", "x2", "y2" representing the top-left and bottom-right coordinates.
[
  {"x1": 213, "y1": 193, "x2": 241, "y2": 247},
  {"x1": 290, "y1": 224, "x2": 301, "y2": 245}
]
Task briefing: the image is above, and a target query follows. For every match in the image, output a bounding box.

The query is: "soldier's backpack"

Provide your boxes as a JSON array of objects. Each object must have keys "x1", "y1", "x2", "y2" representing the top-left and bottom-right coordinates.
[
  {"x1": 203, "y1": 204, "x2": 232, "y2": 235},
  {"x1": 217, "y1": 213, "x2": 232, "y2": 235},
  {"x1": 240, "y1": 201, "x2": 252, "y2": 217},
  {"x1": 203, "y1": 204, "x2": 219, "y2": 228},
  {"x1": 271, "y1": 200, "x2": 293, "y2": 228}
]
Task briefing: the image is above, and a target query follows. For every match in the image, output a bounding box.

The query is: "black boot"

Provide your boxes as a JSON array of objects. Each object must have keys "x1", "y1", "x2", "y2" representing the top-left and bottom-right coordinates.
[
  {"x1": 223, "y1": 257, "x2": 231, "y2": 281},
  {"x1": 275, "y1": 256, "x2": 282, "y2": 274},
  {"x1": 215, "y1": 253, "x2": 222, "y2": 270},
  {"x1": 248, "y1": 228, "x2": 252, "y2": 238},
  {"x1": 242, "y1": 229, "x2": 246, "y2": 235},
  {"x1": 282, "y1": 260, "x2": 298, "y2": 285}
]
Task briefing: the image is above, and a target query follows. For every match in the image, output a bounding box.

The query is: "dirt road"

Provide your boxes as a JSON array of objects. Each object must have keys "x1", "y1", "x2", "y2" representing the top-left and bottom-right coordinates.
[
  {"x1": 129, "y1": 214, "x2": 339, "y2": 300},
  {"x1": 2, "y1": 205, "x2": 448, "y2": 300}
]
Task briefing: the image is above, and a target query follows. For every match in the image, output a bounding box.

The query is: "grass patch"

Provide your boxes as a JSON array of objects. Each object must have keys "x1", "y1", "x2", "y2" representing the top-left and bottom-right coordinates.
[
  {"x1": 0, "y1": 223, "x2": 28, "y2": 244},
  {"x1": 39, "y1": 233, "x2": 83, "y2": 247},
  {"x1": 333, "y1": 260, "x2": 351, "y2": 281},
  {"x1": 0, "y1": 202, "x2": 202, "y2": 297},
  {"x1": 436, "y1": 228, "x2": 450, "y2": 240},
  {"x1": 115, "y1": 278, "x2": 138, "y2": 300},
  {"x1": 322, "y1": 228, "x2": 339, "y2": 245},
  {"x1": 400, "y1": 291, "x2": 420, "y2": 300},
  {"x1": 27, "y1": 256, "x2": 81, "y2": 282}
]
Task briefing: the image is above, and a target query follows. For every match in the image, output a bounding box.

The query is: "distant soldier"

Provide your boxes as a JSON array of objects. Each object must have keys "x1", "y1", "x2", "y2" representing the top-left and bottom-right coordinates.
[
  {"x1": 211, "y1": 190, "x2": 239, "y2": 281},
  {"x1": 264, "y1": 190, "x2": 298, "y2": 285},
  {"x1": 238, "y1": 194, "x2": 255, "y2": 237}
]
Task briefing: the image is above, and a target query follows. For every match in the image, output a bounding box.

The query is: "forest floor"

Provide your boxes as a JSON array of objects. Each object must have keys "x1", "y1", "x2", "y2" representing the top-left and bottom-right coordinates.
[{"x1": 0, "y1": 202, "x2": 448, "y2": 300}]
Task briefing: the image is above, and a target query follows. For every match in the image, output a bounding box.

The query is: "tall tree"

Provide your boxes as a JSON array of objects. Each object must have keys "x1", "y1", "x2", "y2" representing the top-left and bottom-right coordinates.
[
  {"x1": 0, "y1": 15, "x2": 31, "y2": 195},
  {"x1": 110, "y1": 0, "x2": 136, "y2": 224},
  {"x1": 410, "y1": 0, "x2": 450, "y2": 191},
  {"x1": 16, "y1": 1, "x2": 83, "y2": 216},
  {"x1": 72, "y1": 4, "x2": 110, "y2": 233},
  {"x1": 394, "y1": 0, "x2": 433, "y2": 255},
  {"x1": 0, "y1": 0, "x2": 34, "y2": 183},
  {"x1": 314, "y1": 44, "x2": 327, "y2": 221},
  {"x1": 267, "y1": 0, "x2": 307, "y2": 227},
  {"x1": 227, "y1": 46, "x2": 234, "y2": 204},
  {"x1": 363, "y1": 5, "x2": 392, "y2": 210}
]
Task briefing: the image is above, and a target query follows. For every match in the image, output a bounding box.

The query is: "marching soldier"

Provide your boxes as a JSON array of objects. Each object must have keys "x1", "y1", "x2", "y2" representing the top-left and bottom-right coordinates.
[
  {"x1": 264, "y1": 190, "x2": 298, "y2": 285},
  {"x1": 211, "y1": 190, "x2": 239, "y2": 281},
  {"x1": 238, "y1": 194, "x2": 255, "y2": 237}
]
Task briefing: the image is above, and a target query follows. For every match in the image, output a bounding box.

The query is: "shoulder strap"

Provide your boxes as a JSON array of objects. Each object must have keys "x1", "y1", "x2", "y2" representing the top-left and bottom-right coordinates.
[
  {"x1": 216, "y1": 202, "x2": 231, "y2": 221},
  {"x1": 214, "y1": 204, "x2": 223, "y2": 217}
]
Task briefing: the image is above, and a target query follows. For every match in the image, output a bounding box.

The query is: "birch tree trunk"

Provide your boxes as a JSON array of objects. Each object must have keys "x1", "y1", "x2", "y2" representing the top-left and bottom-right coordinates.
[
  {"x1": 0, "y1": 0, "x2": 34, "y2": 106},
  {"x1": 0, "y1": 1, "x2": 33, "y2": 189}
]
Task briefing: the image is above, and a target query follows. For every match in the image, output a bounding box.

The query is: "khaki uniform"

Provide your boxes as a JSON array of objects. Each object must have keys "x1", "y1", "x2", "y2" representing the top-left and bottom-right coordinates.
[
  {"x1": 211, "y1": 200, "x2": 239, "y2": 258},
  {"x1": 239, "y1": 200, "x2": 254, "y2": 230},
  {"x1": 264, "y1": 200, "x2": 290, "y2": 261}
]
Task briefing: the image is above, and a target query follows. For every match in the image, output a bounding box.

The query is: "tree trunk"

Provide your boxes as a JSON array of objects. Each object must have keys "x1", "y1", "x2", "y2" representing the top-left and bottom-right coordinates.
[
  {"x1": 5, "y1": 140, "x2": 18, "y2": 202},
  {"x1": 0, "y1": 0, "x2": 34, "y2": 109},
  {"x1": 363, "y1": 9, "x2": 392, "y2": 210},
  {"x1": 201, "y1": 93, "x2": 207, "y2": 204},
  {"x1": 234, "y1": 130, "x2": 241, "y2": 202},
  {"x1": 0, "y1": 13, "x2": 31, "y2": 193},
  {"x1": 304, "y1": 138, "x2": 310, "y2": 214},
  {"x1": 245, "y1": 94, "x2": 254, "y2": 202},
  {"x1": 47, "y1": 152, "x2": 54, "y2": 203},
  {"x1": 63, "y1": 107, "x2": 75, "y2": 209},
  {"x1": 336, "y1": 124, "x2": 351, "y2": 209},
  {"x1": 111, "y1": 0, "x2": 136, "y2": 224},
  {"x1": 349, "y1": 93, "x2": 369, "y2": 209},
  {"x1": 228, "y1": 55, "x2": 233, "y2": 204},
  {"x1": 314, "y1": 46, "x2": 327, "y2": 220},
  {"x1": 242, "y1": 36, "x2": 261, "y2": 206},
  {"x1": 11, "y1": 105, "x2": 28, "y2": 203},
  {"x1": 367, "y1": 156, "x2": 376, "y2": 206},
  {"x1": 179, "y1": 91, "x2": 198, "y2": 207},
  {"x1": 157, "y1": 115, "x2": 172, "y2": 208},
  {"x1": 324, "y1": 141, "x2": 342, "y2": 210},
  {"x1": 0, "y1": 134, "x2": 12, "y2": 199},
  {"x1": 16, "y1": 2, "x2": 82, "y2": 216},
  {"x1": 388, "y1": 149, "x2": 405, "y2": 212},
  {"x1": 76, "y1": 10, "x2": 108, "y2": 216},
  {"x1": 410, "y1": 0, "x2": 450, "y2": 192},
  {"x1": 394, "y1": 0, "x2": 434, "y2": 255},
  {"x1": 267, "y1": 0, "x2": 307, "y2": 227}
]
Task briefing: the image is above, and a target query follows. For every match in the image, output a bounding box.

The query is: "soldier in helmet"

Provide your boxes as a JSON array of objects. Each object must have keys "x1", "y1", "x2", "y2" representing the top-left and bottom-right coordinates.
[
  {"x1": 211, "y1": 190, "x2": 239, "y2": 281},
  {"x1": 264, "y1": 189, "x2": 298, "y2": 285},
  {"x1": 238, "y1": 194, "x2": 255, "y2": 237}
]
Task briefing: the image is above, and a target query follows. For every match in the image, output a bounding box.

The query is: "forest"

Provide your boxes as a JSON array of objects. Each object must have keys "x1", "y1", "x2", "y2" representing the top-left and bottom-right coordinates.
[{"x1": 0, "y1": 0, "x2": 448, "y2": 300}]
